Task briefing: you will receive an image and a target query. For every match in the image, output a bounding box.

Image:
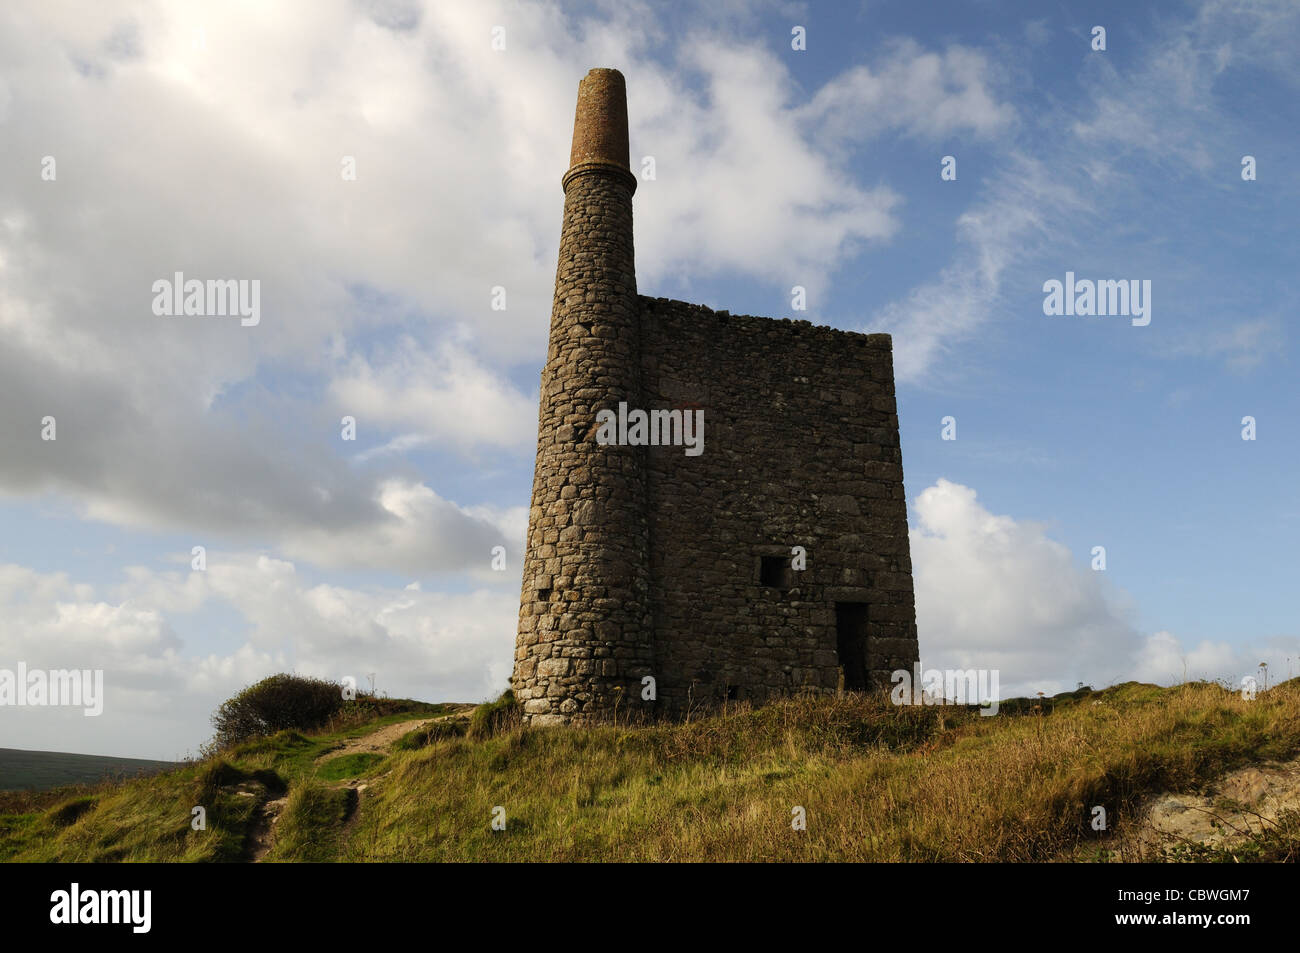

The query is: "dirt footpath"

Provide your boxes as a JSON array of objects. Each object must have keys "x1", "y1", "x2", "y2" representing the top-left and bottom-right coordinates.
[{"x1": 317, "y1": 705, "x2": 477, "y2": 763}]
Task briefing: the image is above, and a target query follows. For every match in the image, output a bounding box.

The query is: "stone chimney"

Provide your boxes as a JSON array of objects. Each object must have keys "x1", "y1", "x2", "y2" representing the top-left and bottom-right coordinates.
[
  {"x1": 564, "y1": 68, "x2": 638, "y2": 194},
  {"x1": 512, "y1": 68, "x2": 653, "y2": 725}
]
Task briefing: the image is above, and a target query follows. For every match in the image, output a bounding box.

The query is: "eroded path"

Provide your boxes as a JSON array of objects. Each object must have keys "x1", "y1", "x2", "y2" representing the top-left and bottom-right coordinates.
[
  {"x1": 317, "y1": 718, "x2": 438, "y2": 762},
  {"x1": 317, "y1": 705, "x2": 476, "y2": 763},
  {"x1": 247, "y1": 705, "x2": 476, "y2": 861}
]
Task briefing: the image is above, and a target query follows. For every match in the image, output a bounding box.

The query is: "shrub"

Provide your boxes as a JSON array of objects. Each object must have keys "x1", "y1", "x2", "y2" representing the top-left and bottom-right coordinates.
[{"x1": 210, "y1": 674, "x2": 345, "y2": 750}]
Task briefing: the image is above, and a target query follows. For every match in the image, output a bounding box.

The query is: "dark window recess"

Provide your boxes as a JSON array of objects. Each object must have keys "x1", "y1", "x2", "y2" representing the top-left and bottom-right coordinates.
[
  {"x1": 759, "y1": 556, "x2": 791, "y2": 589},
  {"x1": 835, "y1": 603, "x2": 870, "y2": 691},
  {"x1": 536, "y1": 589, "x2": 552, "y2": 602}
]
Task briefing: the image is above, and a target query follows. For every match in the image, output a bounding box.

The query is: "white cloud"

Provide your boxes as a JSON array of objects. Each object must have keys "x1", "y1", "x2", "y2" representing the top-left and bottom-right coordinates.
[
  {"x1": 0, "y1": 1, "x2": 1012, "y2": 565},
  {"x1": 865, "y1": 2, "x2": 1298, "y2": 384},
  {"x1": 6, "y1": 480, "x2": 1297, "y2": 759},
  {"x1": 798, "y1": 38, "x2": 1015, "y2": 146},
  {"x1": 1, "y1": 556, "x2": 516, "y2": 759},
  {"x1": 629, "y1": 38, "x2": 907, "y2": 293},
  {"x1": 1161, "y1": 317, "x2": 1284, "y2": 372},
  {"x1": 274, "y1": 479, "x2": 524, "y2": 575},
  {"x1": 4, "y1": 0, "x2": 1291, "y2": 762},
  {"x1": 1071, "y1": 0, "x2": 1300, "y2": 167},
  {"x1": 1132, "y1": 629, "x2": 1299, "y2": 688},
  {"x1": 330, "y1": 335, "x2": 537, "y2": 455},
  {"x1": 910, "y1": 479, "x2": 1137, "y2": 695},
  {"x1": 909, "y1": 479, "x2": 1300, "y2": 697},
  {"x1": 869, "y1": 154, "x2": 1087, "y2": 382}
]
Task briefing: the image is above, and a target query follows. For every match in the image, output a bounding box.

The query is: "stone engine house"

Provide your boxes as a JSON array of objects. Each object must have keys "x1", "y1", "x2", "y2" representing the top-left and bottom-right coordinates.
[{"x1": 513, "y1": 68, "x2": 920, "y2": 726}]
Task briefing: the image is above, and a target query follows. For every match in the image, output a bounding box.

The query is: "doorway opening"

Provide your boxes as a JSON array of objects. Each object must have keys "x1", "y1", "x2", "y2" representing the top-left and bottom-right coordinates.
[{"x1": 835, "y1": 603, "x2": 870, "y2": 691}]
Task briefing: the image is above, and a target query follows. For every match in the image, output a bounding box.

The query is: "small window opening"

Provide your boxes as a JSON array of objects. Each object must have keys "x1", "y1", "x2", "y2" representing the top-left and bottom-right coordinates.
[{"x1": 759, "y1": 556, "x2": 791, "y2": 589}]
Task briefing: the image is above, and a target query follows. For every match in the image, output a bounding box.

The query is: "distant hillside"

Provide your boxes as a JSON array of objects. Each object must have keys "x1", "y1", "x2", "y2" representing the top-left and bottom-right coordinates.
[
  {"x1": 2, "y1": 684, "x2": 1298, "y2": 862},
  {"x1": 0, "y1": 748, "x2": 178, "y2": 791}
]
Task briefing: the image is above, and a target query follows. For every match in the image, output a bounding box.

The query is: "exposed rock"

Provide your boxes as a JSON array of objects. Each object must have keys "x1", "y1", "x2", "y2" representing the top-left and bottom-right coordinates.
[{"x1": 1139, "y1": 759, "x2": 1300, "y2": 855}]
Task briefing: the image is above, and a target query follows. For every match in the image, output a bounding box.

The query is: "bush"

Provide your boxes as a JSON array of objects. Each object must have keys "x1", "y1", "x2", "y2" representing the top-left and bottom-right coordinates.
[{"x1": 210, "y1": 674, "x2": 345, "y2": 750}]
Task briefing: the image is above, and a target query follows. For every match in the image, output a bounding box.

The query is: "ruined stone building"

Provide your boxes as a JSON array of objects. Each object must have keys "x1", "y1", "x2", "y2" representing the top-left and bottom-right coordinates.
[{"x1": 512, "y1": 68, "x2": 920, "y2": 725}]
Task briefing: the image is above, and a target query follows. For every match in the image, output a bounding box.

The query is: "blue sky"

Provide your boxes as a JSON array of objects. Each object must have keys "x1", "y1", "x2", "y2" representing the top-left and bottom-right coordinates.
[{"x1": 0, "y1": 0, "x2": 1296, "y2": 759}]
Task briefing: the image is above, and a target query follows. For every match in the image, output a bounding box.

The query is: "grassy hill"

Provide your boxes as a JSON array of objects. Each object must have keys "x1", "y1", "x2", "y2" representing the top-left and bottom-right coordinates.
[
  {"x1": 0, "y1": 748, "x2": 177, "y2": 791},
  {"x1": 3, "y1": 680, "x2": 1298, "y2": 862}
]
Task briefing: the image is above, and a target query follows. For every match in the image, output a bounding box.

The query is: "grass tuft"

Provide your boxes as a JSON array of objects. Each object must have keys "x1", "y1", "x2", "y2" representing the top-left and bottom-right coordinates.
[{"x1": 467, "y1": 691, "x2": 521, "y2": 740}]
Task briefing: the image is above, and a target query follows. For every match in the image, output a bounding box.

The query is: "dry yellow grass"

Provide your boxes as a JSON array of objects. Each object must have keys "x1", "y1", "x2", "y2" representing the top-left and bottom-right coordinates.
[{"x1": 5, "y1": 680, "x2": 1298, "y2": 862}]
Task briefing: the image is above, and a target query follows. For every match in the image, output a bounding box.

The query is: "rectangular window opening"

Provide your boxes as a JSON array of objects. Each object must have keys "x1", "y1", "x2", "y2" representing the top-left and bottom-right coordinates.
[{"x1": 759, "y1": 555, "x2": 791, "y2": 589}]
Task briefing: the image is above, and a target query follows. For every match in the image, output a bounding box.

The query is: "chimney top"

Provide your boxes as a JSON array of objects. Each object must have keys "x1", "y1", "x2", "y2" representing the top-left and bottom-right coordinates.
[{"x1": 563, "y1": 68, "x2": 637, "y2": 194}]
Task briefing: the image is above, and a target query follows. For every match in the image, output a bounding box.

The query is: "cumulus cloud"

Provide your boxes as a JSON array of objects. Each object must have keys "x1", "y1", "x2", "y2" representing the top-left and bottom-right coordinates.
[
  {"x1": 0, "y1": 1, "x2": 1028, "y2": 758},
  {"x1": 628, "y1": 38, "x2": 905, "y2": 293},
  {"x1": 1, "y1": 556, "x2": 515, "y2": 759},
  {"x1": 1132, "y1": 629, "x2": 1300, "y2": 688},
  {"x1": 0, "y1": 1, "x2": 1012, "y2": 569},
  {"x1": 910, "y1": 479, "x2": 1138, "y2": 695},
  {"x1": 0, "y1": 562, "x2": 281, "y2": 758},
  {"x1": 330, "y1": 335, "x2": 537, "y2": 456},
  {"x1": 275, "y1": 479, "x2": 526, "y2": 575},
  {"x1": 6, "y1": 479, "x2": 1297, "y2": 760},
  {"x1": 909, "y1": 479, "x2": 1300, "y2": 697}
]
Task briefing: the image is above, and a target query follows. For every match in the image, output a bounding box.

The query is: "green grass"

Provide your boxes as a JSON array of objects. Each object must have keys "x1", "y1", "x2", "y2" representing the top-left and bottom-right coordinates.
[
  {"x1": 3, "y1": 682, "x2": 1298, "y2": 862},
  {"x1": 0, "y1": 697, "x2": 444, "y2": 862},
  {"x1": 393, "y1": 719, "x2": 466, "y2": 751},
  {"x1": 266, "y1": 784, "x2": 355, "y2": 862},
  {"x1": 316, "y1": 753, "x2": 386, "y2": 782},
  {"x1": 466, "y1": 690, "x2": 520, "y2": 739}
]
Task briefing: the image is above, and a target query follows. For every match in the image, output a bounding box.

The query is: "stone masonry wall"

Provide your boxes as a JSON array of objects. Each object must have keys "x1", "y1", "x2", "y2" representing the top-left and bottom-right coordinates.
[{"x1": 637, "y1": 297, "x2": 920, "y2": 715}]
